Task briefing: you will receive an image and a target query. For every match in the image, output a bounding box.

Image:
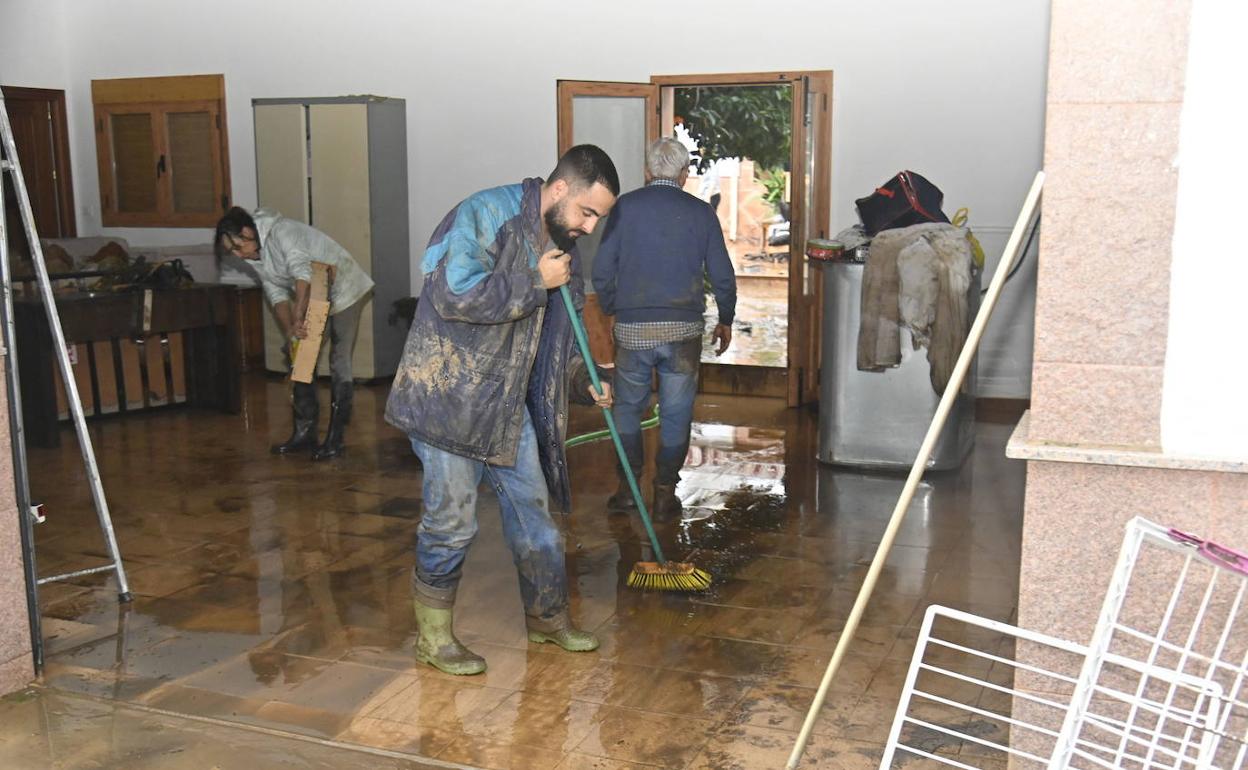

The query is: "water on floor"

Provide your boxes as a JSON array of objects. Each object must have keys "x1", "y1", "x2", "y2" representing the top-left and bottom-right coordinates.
[
  {"x1": 704, "y1": 283, "x2": 788, "y2": 368},
  {"x1": 4, "y1": 374, "x2": 1025, "y2": 769}
]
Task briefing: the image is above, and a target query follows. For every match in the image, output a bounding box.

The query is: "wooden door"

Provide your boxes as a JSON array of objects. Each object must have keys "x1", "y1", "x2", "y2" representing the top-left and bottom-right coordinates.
[
  {"x1": 652, "y1": 72, "x2": 832, "y2": 406},
  {"x1": 1, "y1": 86, "x2": 75, "y2": 265},
  {"x1": 788, "y1": 73, "x2": 832, "y2": 406},
  {"x1": 555, "y1": 81, "x2": 659, "y2": 364}
]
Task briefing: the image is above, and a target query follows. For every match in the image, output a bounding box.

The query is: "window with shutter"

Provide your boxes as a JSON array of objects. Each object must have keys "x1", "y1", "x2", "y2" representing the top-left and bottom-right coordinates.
[{"x1": 92, "y1": 75, "x2": 231, "y2": 227}]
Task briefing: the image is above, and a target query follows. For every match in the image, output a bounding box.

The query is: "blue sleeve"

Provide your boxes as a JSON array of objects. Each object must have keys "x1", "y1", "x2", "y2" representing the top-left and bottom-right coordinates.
[
  {"x1": 424, "y1": 195, "x2": 548, "y2": 324},
  {"x1": 591, "y1": 209, "x2": 622, "y2": 316},
  {"x1": 704, "y1": 209, "x2": 737, "y2": 326}
]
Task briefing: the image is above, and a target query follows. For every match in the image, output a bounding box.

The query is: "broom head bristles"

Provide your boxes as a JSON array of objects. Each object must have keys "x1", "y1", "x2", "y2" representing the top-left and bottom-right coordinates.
[{"x1": 627, "y1": 561, "x2": 712, "y2": 592}]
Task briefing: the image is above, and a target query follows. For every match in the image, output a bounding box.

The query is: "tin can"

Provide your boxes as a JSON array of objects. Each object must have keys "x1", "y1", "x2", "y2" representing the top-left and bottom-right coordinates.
[{"x1": 806, "y1": 238, "x2": 844, "y2": 261}]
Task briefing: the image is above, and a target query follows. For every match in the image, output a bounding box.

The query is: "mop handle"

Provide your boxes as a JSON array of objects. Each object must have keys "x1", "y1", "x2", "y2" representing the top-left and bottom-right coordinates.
[
  {"x1": 786, "y1": 171, "x2": 1046, "y2": 768},
  {"x1": 558, "y1": 285, "x2": 667, "y2": 564}
]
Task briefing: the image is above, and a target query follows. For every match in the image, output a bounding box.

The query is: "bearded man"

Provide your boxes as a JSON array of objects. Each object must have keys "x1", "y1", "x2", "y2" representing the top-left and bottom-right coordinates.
[{"x1": 385, "y1": 145, "x2": 618, "y2": 675}]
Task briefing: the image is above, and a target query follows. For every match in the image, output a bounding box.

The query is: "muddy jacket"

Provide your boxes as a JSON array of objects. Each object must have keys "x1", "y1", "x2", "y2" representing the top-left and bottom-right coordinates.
[{"x1": 384, "y1": 178, "x2": 594, "y2": 512}]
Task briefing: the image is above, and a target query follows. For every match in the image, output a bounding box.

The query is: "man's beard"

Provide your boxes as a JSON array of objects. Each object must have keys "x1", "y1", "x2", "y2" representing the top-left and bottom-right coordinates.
[{"x1": 544, "y1": 199, "x2": 583, "y2": 252}]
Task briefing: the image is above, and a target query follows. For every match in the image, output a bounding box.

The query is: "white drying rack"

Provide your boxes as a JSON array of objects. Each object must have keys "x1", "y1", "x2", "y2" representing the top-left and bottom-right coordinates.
[{"x1": 881, "y1": 516, "x2": 1248, "y2": 770}]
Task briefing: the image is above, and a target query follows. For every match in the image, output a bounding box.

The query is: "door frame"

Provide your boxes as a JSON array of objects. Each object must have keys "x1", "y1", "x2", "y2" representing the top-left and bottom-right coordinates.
[
  {"x1": 556, "y1": 80, "x2": 660, "y2": 365},
  {"x1": 556, "y1": 80, "x2": 659, "y2": 157},
  {"x1": 1, "y1": 85, "x2": 77, "y2": 237},
  {"x1": 652, "y1": 72, "x2": 832, "y2": 406}
]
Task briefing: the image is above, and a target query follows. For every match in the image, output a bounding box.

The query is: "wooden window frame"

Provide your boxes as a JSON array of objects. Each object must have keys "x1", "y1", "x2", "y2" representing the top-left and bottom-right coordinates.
[{"x1": 92, "y1": 75, "x2": 231, "y2": 228}]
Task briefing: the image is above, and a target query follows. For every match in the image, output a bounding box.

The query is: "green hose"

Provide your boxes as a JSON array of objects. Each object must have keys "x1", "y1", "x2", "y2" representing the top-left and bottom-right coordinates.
[{"x1": 567, "y1": 403, "x2": 659, "y2": 448}]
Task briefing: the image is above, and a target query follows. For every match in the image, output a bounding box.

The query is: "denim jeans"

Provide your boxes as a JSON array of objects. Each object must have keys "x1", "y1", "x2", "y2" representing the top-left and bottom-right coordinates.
[
  {"x1": 326, "y1": 294, "x2": 367, "y2": 389},
  {"x1": 612, "y1": 336, "x2": 701, "y2": 485},
  {"x1": 409, "y1": 410, "x2": 569, "y2": 631}
]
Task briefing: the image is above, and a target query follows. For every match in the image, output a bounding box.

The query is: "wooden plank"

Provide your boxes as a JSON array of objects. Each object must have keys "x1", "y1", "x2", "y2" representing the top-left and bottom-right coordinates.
[
  {"x1": 168, "y1": 332, "x2": 187, "y2": 402},
  {"x1": 52, "y1": 359, "x2": 67, "y2": 420},
  {"x1": 699, "y1": 362, "x2": 787, "y2": 399},
  {"x1": 291, "y1": 263, "x2": 332, "y2": 383},
  {"x1": 92, "y1": 341, "x2": 120, "y2": 414},
  {"x1": 144, "y1": 335, "x2": 169, "y2": 406},
  {"x1": 70, "y1": 344, "x2": 95, "y2": 416},
  {"x1": 118, "y1": 338, "x2": 145, "y2": 410},
  {"x1": 91, "y1": 74, "x2": 224, "y2": 105}
]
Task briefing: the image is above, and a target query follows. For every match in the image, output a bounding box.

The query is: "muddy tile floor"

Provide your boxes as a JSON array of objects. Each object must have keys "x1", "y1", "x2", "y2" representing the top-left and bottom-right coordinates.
[{"x1": 1, "y1": 373, "x2": 1024, "y2": 769}]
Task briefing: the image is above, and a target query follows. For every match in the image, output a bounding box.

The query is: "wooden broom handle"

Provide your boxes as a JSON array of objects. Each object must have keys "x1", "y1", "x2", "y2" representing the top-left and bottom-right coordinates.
[{"x1": 786, "y1": 172, "x2": 1045, "y2": 769}]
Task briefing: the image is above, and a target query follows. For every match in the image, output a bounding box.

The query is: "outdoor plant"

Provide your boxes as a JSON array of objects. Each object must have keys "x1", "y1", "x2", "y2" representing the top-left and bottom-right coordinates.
[
  {"x1": 675, "y1": 85, "x2": 790, "y2": 172},
  {"x1": 759, "y1": 167, "x2": 787, "y2": 215}
]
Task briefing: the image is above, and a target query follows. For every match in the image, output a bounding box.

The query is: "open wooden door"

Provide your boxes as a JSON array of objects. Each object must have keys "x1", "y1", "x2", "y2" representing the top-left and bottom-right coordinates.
[
  {"x1": 555, "y1": 81, "x2": 659, "y2": 363},
  {"x1": 651, "y1": 72, "x2": 832, "y2": 406},
  {"x1": 789, "y1": 73, "x2": 832, "y2": 406}
]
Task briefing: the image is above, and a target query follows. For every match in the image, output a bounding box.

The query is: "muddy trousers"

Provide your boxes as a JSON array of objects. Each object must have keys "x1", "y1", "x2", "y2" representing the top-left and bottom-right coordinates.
[
  {"x1": 409, "y1": 411, "x2": 569, "y2": 632},
  {"x1": 612, "y1": 336, "x2": 701, "y2": 486}
]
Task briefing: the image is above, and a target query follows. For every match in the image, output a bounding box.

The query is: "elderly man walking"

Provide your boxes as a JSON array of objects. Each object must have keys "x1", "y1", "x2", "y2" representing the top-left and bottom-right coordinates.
[{"x1": 592, "y1": 137, "x2": 737, "y2": 520}]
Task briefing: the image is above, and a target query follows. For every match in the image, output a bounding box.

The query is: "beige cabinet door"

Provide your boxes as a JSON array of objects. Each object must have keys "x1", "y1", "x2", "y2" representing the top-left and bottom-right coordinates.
[
  {"x1": 309, "y1": 103, "x2": 375, "y2": 379},
  {"x1": 255, "y1": 103, "x2": 309, "y2": 373},
  {"x1": 255, "y1": 103, "x2": 308, "y2": 222}
]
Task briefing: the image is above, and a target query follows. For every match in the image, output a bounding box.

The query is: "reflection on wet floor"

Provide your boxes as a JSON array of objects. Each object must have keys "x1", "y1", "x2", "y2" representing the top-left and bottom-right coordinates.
[
  {"x1": 676, "y1": 423, "x2": 786, "y2": 522},
  {"x1": 0, "y1": 688, "x2": 448, "y2": 769},
  {"x1": 2, "y1": 373, "x2": 1025, "y2": 769}
]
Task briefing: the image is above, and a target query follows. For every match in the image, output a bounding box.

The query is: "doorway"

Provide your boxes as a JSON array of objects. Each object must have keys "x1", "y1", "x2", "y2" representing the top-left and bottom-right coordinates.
[
  {"x1": 673, "y1": 83, "x2": 792, "y2": 371},
  {"x1": 1, "y1": 86, "x2": 76, "y2": 266},
  {"x1": 557, "y1": 71, "x2": 831, "y2": 405}
]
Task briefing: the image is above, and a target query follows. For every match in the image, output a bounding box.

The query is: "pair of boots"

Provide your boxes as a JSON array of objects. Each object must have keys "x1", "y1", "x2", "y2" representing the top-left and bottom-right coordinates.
[
  {"x1": 607, "y1": 472, "x2": 682, "y2": 521},
  {"x1": 411, "y1": 598, "x2": 598, "y2": 676},
  {"x1": 271, "y1": 381, "x2": 353, "y2": 461}
]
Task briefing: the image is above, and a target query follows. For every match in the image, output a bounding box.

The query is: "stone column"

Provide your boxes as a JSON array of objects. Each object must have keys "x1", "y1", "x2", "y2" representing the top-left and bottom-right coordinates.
[
  {"x1": 0, "y1": 352, "x2": 35, "y2": 694},
  {"x1": 1006, "y1": 0, "x2": 1248, "y2": 753}
]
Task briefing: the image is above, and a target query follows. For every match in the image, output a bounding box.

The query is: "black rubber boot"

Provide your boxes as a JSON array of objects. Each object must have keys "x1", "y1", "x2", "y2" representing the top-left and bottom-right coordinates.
[
  {"x1": 312, "y1": 382, "x2": 353, "y2": 461},
  {"x1": 271, "y1": 382, "x2": 319, "y2": 455},
  {"x1": 606, "y1": 469, "x2": 641, "y2": 513},
  {"x1": 652, "y1": 457, "x2": 684, "y2": 521},
  {"x1": 652, "y1": 483, "x2": 683, "y2": 522}
]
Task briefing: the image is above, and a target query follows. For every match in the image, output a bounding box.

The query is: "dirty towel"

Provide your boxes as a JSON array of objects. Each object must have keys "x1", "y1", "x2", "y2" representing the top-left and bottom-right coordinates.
[{"x1": 858, "y1": 222, "x2": 974, "y2": 395}]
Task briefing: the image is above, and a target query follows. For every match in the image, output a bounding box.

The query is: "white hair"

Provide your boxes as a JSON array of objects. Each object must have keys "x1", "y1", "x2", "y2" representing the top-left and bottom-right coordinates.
[{"x1": 646, "y1": 137, "x2": 690, "y2": 181}]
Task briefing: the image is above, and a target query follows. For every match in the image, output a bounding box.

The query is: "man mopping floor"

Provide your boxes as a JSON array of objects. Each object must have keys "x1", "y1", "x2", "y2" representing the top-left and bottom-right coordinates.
[{"x1": 385, "y1": 145, "x2": 618, "y2": 675}]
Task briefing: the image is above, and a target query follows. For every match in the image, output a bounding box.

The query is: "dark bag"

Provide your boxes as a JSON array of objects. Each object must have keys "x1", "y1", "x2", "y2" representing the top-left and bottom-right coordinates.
[{"x1": 855, "y1": 170, "x2": 950, "y2": 236}]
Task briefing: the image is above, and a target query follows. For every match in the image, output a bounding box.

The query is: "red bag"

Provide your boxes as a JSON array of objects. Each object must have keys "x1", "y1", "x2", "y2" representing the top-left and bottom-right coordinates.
[{"x1": 855, "y1": 171, "x2": 950, "y2": 236}]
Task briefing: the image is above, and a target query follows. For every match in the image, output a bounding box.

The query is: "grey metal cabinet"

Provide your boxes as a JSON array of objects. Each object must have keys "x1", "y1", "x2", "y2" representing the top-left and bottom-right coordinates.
[
  {"x1": 252, "y1": 96, "x2": 409, "y2": 381},
  {"x1": 817, "y1": 261, "x2": 976, "y2": 470}
]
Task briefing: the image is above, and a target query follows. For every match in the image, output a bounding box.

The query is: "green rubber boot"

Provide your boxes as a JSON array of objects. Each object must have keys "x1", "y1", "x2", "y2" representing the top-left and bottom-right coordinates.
[
  {"x1": 412, "y1": 599, "x2": 486, "y2": 676},
  {"x1": 527, "y1": 614, "x2": 600, "y2": 652}
]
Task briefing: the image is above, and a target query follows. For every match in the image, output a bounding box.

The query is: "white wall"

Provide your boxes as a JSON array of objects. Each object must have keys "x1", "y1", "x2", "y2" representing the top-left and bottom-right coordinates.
[
  {"x1": 0, "y1": 0, "x2": 1050, "y2": 397},
  {"x1": 0, "y1": 0, "x2": 68, "y2": 88},
  {"x1": 1161, "y1": 0, "x2": 1248, "y2": 460}
]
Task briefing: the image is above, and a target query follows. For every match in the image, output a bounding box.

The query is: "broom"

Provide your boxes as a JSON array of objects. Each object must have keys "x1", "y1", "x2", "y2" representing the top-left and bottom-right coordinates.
[{"x1": 558, "y1": 285, "x2": 711, "y2": 592}]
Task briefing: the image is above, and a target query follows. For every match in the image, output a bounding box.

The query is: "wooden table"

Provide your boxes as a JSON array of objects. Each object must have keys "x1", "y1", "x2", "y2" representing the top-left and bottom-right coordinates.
[{"x1": 14, "y1": 284, "x2": 242, "y2": 448}]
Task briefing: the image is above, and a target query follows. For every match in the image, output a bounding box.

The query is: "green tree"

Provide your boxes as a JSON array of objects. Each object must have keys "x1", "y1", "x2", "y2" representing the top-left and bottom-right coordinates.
[{"x1": 675, "y1": 85, "x2": 791, "y2": 171}]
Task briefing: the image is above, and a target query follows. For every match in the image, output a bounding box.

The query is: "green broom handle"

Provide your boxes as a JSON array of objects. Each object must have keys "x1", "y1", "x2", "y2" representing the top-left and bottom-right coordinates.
[{"x1": 558, "y1": 285, "x2": 667, "y2": 564}]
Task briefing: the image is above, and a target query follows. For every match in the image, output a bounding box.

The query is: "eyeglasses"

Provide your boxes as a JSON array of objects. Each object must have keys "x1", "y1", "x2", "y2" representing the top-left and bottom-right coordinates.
[
  {"x1": 223, "y1": 234, "x2": 256, "y2": 254},
  {"x1": 1168, "y1": 528, "x2": 1248, "y2": 576}
]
